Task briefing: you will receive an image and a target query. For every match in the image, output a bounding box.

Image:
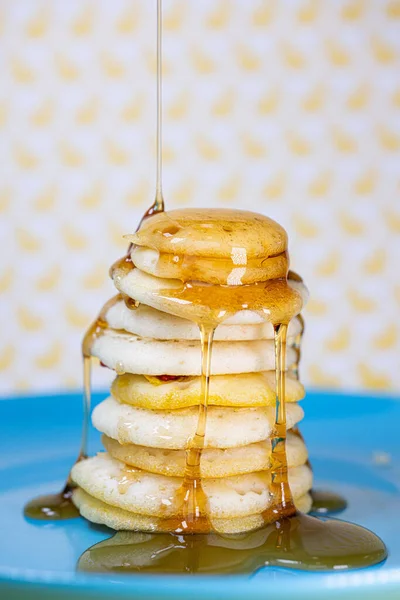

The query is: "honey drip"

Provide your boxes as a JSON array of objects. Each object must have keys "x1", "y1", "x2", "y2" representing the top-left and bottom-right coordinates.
[
  {"x1": 161, "y1": 325, "x2": 215, "y2": 533},
  {"x1": 24, "y1": 295, "x2": 120, "y2": 521},
  {"x1": 266, "y1": 323, "x2": 296, "y2": 521}
]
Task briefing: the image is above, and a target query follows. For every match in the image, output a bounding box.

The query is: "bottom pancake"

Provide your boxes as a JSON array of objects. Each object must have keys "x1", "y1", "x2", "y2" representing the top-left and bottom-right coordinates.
[
  {"x1": 71, "y1": 453, "x2": 312, "y2": 519},
  {"x1": 73, "y1": 488, "x2": 312, "y2": 534}
]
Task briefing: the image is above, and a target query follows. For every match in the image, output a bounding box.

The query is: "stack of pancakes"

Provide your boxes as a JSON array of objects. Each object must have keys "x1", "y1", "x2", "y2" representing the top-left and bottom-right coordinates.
[{"x1": 72, "y1": 209, "x2": 312, "y2": 534}]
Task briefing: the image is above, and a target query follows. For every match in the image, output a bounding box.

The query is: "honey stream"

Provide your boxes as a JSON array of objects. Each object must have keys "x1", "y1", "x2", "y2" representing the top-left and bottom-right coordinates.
[{"x1": 160, "y1": 325, "x2": 215, "y2": 533}]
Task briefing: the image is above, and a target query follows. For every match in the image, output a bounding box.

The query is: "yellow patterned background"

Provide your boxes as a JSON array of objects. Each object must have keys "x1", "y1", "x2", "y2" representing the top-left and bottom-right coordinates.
[{"x1": 1, "y1": 0, "x2": 399, "y2": 395}]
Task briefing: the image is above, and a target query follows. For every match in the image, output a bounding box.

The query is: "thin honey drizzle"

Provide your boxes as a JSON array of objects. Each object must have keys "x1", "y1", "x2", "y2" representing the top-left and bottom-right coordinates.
[
  {"x1": 267, "y1": 323, "x2": 296, "y2": 521},
  {"x1": 139, "y1": 0, "x2": 164, "y2": 224},
  {"x1": 161, "y1": 325, "x2": 215, "y2": 533},
  {"x1": 24, "y1": 295, "x2": 120, "y2": 521}
]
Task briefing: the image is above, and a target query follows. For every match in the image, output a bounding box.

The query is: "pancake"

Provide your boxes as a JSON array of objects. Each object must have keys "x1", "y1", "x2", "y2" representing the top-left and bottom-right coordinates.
[
  {"x1": 103, "y1": 431, "x2": 308, "y2": 478},
  {"x1": 112, "y1": 267, "x2": 306, "y2": 325},
  {"x1": 130, "y1": 245, "x2": 288, "y2": 285},
  {"x1": 125, "y1": 208, "x2": 288, "y2": 259},
  {"x1": 74, "y1": 488, "x2": 312, "y2": 535},
  {"x1": 106, "y1": 299, "x2": 302, "y2": 341},
  {"x1": 71, "y1": 453, "x2": 312, "y2": 519},
  {"x1": 111, "y1": 371, "x2": 305, "y2": 410},
  {"x1": 92, "y1": 396, "x2": 304, "y2": 449},
  {"x1": 92, "y1": 329, "x2": 297, "y2": 376}
]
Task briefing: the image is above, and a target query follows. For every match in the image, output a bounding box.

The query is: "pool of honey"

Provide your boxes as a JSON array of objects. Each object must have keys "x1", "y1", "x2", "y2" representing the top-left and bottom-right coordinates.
[
  {"x1": 24, "y1": 482, "x2": 80, "y2": 521},
  {"x1": 77, "y1": 513, "x2": 385, "y2": 574}
]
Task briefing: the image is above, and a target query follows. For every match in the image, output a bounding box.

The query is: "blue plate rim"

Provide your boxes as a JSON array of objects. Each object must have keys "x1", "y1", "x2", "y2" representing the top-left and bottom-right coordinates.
[{"x1": 2, "y1": 561, "x2": 400, "y2": 599}]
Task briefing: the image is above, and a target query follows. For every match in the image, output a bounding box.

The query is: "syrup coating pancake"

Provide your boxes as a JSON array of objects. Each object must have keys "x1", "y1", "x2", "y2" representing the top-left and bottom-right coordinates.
[
  {"x1": 130, "y1": 245, "x2": 288, "y2": 285},
  {"x1": 103, "y1": 431, "x2": 308, "y2": 478},
  {"x1": 92, "y1": 397, "x2": 304, "y2": 449},
  {"x1": 125, "y1": 209, "x2": 288, "y2": 259},
  {"x1": 111, "y1": 371, "x2": 305, "y2": 410},
  {"x1": 106, "y1": 299, "x2": 302, "y2": 341},
  {"x1": 92, "y1": 329, "x2": 297, "y2": 376},
  {"x1": 112, "y1": 267, "x2": 306, "y2": 325},
  {"x1": 71, "y1": 453, "x2": 312, "y2": 519},
  {"x1": 73, "y1": 488, "x2": 312, "y2": 535}
]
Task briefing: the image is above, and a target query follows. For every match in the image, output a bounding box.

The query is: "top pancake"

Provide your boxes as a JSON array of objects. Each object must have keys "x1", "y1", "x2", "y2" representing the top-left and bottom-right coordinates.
[
  {"x1": 125, "y1": 209, "x2": 288, "y2": 259},
  {"x1": 130, "y1": 245, "x2": 288, "y2": 285}
]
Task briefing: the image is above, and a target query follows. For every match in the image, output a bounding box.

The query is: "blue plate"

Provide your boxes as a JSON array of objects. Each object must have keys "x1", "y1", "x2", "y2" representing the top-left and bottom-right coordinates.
[{"x1": 1, "y1": 390, "x2": 400, "y2": 600}]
